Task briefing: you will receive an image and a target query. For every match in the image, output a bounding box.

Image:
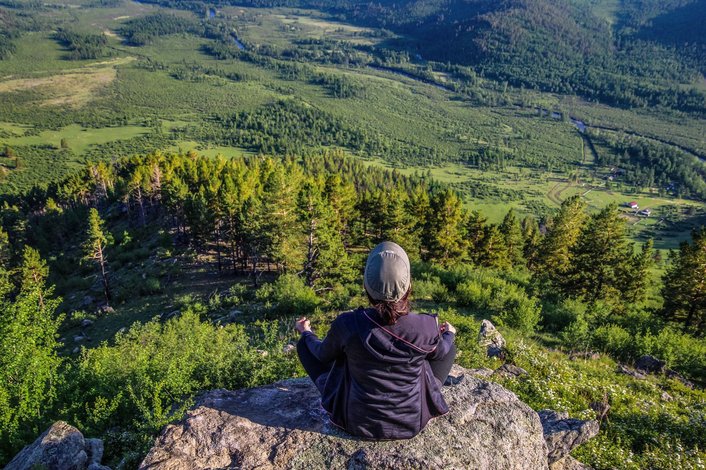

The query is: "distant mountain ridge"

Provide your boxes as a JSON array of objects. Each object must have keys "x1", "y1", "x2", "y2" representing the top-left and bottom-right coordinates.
[{"x1": 142, "y1": 0, "x2": 705, "y2": 113}]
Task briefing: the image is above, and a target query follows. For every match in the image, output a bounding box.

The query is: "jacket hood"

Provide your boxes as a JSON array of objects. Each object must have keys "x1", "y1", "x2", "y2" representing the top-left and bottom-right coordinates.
[{"x1": 355, "y1": 308, "x2": 440, "y2": 364}]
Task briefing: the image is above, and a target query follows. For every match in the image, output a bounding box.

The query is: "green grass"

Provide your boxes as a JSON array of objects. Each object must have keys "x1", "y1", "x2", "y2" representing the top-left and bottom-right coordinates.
[{"x1": 2, "y1": 123, "x2": 149, "y2": 154}]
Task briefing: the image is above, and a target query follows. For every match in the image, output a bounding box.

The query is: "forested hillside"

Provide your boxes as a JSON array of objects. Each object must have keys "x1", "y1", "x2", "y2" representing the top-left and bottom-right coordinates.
[
  {"x1": 137, "y1": 0, "x2": 706, "y2": 114},
  {"x1": 2, "y1": 152, "x2": 706, "y2": 468},
  {"x1": 1, "y1": 0, "x2": 705, "y2": 468}
]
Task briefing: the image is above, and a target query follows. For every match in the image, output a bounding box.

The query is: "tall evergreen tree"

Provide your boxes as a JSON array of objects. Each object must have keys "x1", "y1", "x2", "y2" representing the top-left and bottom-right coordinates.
[
  {"x1": 465, "y1": 210, "x2": 487, "y2": 264},
  {"x1": 565, "y1": 203, "x2": 632, "y2": 305},
  {"x1": 534, "y1": 195, "x2": 587, "y2": 290},
  {"x1": 425, "y1": 189, "x2": 467, "y2": 266},
  {"x1": 662, "y1": 228, "x2": 706, "y2": 333},
  {"x1": 0, "y1": 252, "x2": 62, "y2": 460},
  {"x1": 499, "y1": 209, "x2": 524, "y2": 266},
  {"x1": 477, "y1": 224, "x2": 511, "y2": 270},
  {"x1": 19, "y1": 247, "x2": 49, "y2": 308},
  {"x1": 84, "y1": 208, "x2": 112, "y2": 305},
  {"x1": 297, "y1": 180, "x2": 354, "y2": 289},
  {"x1": 521, "y1": 216, "x2": 541, "y2": 270}
]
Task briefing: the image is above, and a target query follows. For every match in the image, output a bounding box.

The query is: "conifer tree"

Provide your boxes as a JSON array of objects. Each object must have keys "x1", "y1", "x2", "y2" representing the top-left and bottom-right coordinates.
[
  {"x1": 84, "y1": 208, "x2": 112, "y2": 305},
  {"x1": 19, "y1": 247, "x2": 49, "y2": 308},
  {"x1": 465, "y1": 210, "x2": 487, "y2": 264},
  {"x1": 0, "y1": 227, "x2": 11, "y2": 298},
  {"x1": 0, "y1": 251, "x2": 62, "y2": 457},
  {"x1": 534, "y1": 195, "x2": 587, "y2": 289},
  {"x1": 297, "y1": 180, "x2": 354, "y2": 288},
  {"x1": 662, "y1": 228, "x2": 706, "y2": 332},
  {"x1": 623, "y1": 239, "x2": 654, "y2": 305},
  {"x1": 477, "y1": 224, "x2": 511, "y2": 269},
  {"x1": 521, "y1": 216, "x2": 541, "y2": 270},
  {"x1": 380, "y1": 188, "x2": 420, "y2": 259},
  {"x1": 565, "y1": 203, "x2": 631, "y2": 305},
  {"x1": 425, "y1": 189, "x2": 467, "y2": 266},
  {"x1": 499, "y1": 209, "x2": 524, "y2": 266}
]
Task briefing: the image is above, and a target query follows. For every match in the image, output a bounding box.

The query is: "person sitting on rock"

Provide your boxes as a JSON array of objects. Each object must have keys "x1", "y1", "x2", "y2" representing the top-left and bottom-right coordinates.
[{"x1": 295, "y1": 241, "x2": 457, "y2": 440}]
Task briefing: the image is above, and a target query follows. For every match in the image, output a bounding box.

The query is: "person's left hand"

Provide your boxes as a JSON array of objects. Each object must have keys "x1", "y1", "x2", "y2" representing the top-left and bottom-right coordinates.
[{"x1": 295, "y1": 317, "x2": 312, "y2": 334}]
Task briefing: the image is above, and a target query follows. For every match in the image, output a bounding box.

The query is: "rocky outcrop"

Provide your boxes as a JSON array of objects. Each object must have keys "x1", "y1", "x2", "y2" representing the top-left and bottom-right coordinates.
[
  {"x1": 478, "y1": 319, "x2": 506, "y2": 358},
  {"x1": 5, "y1": 421, "x2": 109, "y2": 470},
  {"x1": 139, "y1": 366, "x2": 597, "y2": 470},
  {"x1": 635, "y1": 355, "x2": 666, "y2": 374},
  {"x1": 538, "y1": 410, "x2": 600, "y2": 464}
]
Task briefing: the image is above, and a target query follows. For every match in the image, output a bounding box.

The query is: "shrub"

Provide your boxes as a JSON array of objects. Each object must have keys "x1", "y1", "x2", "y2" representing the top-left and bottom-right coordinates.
[
  {"x1": 413, "y1": 275, "x2": 450, "y2": 302},
  {"x1": 255, "y1": 274, "x2": 320, "y2": 317},
  {"x1": 63, "y1": 309, "x2": 299, "y2": 466},
  {"x1": 456, "y1": 272, "x2": 541, "y2": 333},
  {"x1": 591, "y1": 324, "x2": 633, "y2": 358}
]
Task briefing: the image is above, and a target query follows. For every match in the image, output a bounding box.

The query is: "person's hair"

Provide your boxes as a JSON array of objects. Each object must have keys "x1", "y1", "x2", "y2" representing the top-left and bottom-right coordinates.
[{"x1": 367, "y1": 287, "x2": 411, "y2": 325}]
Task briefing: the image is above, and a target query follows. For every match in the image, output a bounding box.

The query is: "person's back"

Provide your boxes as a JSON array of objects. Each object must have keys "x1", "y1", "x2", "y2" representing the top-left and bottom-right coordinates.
[{"x1": 296, "y1": 241, "x2": 457, "y2": 439}]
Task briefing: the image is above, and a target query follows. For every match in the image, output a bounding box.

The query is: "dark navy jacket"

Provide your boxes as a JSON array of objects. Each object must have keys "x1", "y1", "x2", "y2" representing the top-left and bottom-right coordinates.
[{"x1": 300, "y1": 307, "x2": 455, "y2": 439}]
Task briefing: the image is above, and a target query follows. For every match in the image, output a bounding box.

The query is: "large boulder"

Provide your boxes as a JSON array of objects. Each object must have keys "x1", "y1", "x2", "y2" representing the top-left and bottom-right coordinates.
[
  {"x1": 5, "y1": 421, "x2": 107, "y2": 470},
  {"x1": 478, "y1": 319, "x2": 506, "y2": 358},
  {"x1": 140, "y1": 366, "x2": 597, "y2": 470}
]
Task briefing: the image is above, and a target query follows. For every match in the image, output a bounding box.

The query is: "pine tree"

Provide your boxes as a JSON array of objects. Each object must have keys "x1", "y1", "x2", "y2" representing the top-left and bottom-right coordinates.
[
  {"x1": 425, "y1": 189, "x2": 467, "y2": 266},
  {"x1": 477, "y1": 224, "x2": 511, "y2": 269},
  {"x1": 623, "y1": 239, "x2": 654, "y2": 305},
  {"x1": 534, "y1": 195, "x2": 587, "y2": 290},
  {"x1": 297, "y1": 180, "x2": 354, "y2": 289},
  {"x1": 0, "y1": 253, "x2": 62, "y2": 458},
  {"x1": 465, "y1": 210, "x2": 487, "y2": 264},
  {"x1": 662, "y1": 228, "x2": 706, "y2": 332},
  {"x1": 0, "y1": 227, "x2": 11, "y2": 299},
  {"x1": 19, "y1": 247, "x2": 49, "y2": 308},
  {"x1": 566, "y1": 203, "x2": 632, "y2": 305},
  {"x1": 84, "y1": 208, "x2": 112, "y2": 305},
  {"x1": 380, "y1": 188, "x2": 420, "y2": 259},
  {"x1": 521, "y1": 216, "x2": 541, "y2": 270},
  {"x1": 499, "y1": 209, "x2": 524, "y2": 266}
]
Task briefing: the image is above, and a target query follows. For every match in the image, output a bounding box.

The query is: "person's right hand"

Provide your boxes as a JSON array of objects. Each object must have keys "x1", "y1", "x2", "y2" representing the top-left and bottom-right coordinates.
[
  {"x1": 440, "y1": 321, "x2": 457, "y2": 335},
  {"x1": 295, "y1": 317, "x2": 312, "y2": 334}
]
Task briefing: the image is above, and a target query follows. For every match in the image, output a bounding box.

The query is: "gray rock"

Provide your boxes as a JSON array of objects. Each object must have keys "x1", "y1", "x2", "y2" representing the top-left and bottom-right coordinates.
[
  {"x1": 282, "y1": 343, "x2": 296, "y2": 355},
  {"x1": 635, "y1": 355, "x2": 666, "y2": 374},
  {"x1": 82, "y1": 295, "x2": 95, "y2": 307},
  {"x1": 86, "y1": 438, "x2": 104, "y2": 465},
  {"x1": 74, "y1": 335, "x2": 87, "y2": 343},
  {"x1": 140, "y1": 366, "x2": 575, "y2": 470},
  {"x1": 478, "y1": 319, "x2": 506, "y2": 358},
  {"x1": 665, "y1": 368, "x2": 694, "y2": 388},
  {"x1": 467, "y1": 367, "x2": 495, "y2": 378},
  {"x1": 494, "y1": 363, "x2": 529, "y2": 378},
  {"x1": 81, "y1": 319, "x2": 94, "y2": 328},
  {"x1": 550, "y1": 456, "x2": 594, "y2": 470},
  {"x1": 661, "y1": 391, "x2": 674, "y2": 402},
  {"x1": 72, "y1": 347, "x2": 81, "y2": 354},
  {"x1": 87, "y1": 464, "x2": 112, "y2": 470},
  {"x1": 617, "y1": 364, "x2": 646, "y2": 380},
  {"x1": 538, "y1": 410, "x2": 600, "y2": 464},
  {"x1": 5, "y1": 421, "x2": 88, "y2": 470}
]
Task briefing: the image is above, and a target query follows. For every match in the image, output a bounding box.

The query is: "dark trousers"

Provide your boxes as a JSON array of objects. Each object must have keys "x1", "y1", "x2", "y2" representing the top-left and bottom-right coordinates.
[{"x1": 297, "y1": 337, "x2": 457, "y2": 384}]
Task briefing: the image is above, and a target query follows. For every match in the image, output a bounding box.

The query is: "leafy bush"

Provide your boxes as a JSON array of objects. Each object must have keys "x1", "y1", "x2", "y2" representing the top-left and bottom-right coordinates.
[
  {"x1": 456, "y1": 272, "x2": 541, "y2": 333},
  {"x1": 255, "y1": 274, "x2": 320, "y2": 317},
  {"x1": 591, "y1": 324, "x2": 633, "y2": 358},
  {"x1": 413, "y1": 275, "x2": 450, "y2": 302},
  {"x1": 62, "y1": 308, "x2": 299, "y2": 466}
]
